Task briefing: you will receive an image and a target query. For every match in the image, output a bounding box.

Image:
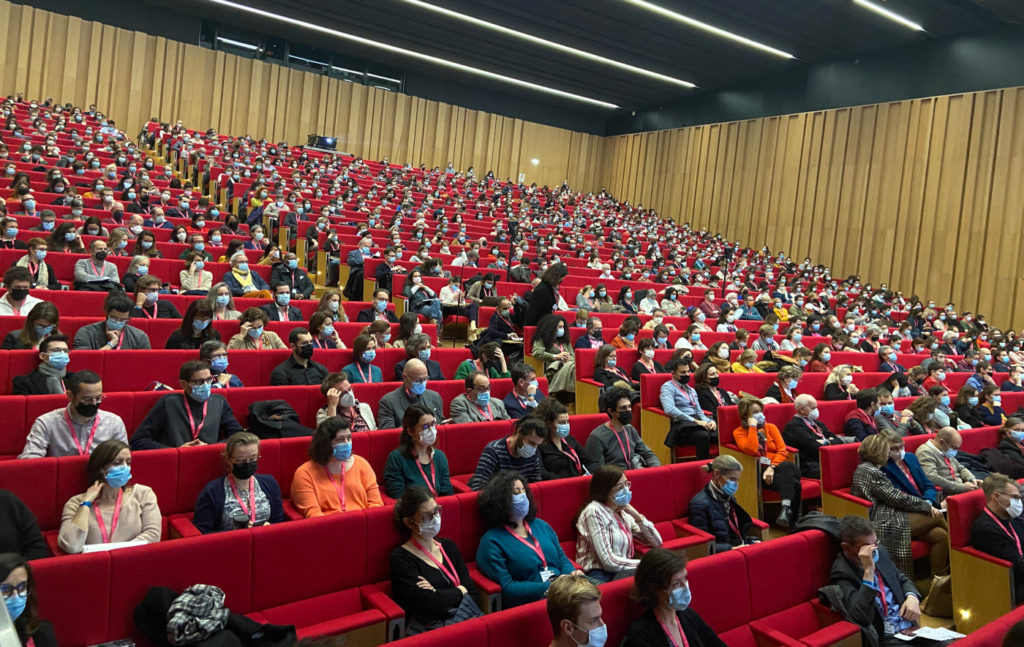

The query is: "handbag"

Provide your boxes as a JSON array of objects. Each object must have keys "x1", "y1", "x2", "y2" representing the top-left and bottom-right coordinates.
[{"x1": 920, "y1": 573, "x2": 953, "y2": 618}]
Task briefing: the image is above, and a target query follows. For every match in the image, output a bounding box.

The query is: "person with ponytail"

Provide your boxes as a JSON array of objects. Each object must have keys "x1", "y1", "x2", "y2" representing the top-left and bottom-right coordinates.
[
  {"x1": 687, "y1": 455, "x2": 759, "y2": 553},
  {"x1": 57, "y1": 438, "x2": 161, "y2": 553}
]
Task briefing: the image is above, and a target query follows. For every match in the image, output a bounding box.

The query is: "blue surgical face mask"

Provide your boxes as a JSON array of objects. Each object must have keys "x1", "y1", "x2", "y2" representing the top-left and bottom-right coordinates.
[
  {"x1": 656, "y1": 336, "x2": 668, "y2": 346},
  {"x1": 276, "y1": 293, "x2": 291, "y2": 306},
  {"x1": 4, "y1": 591, "x2": 26, "y2": 620},
  {"x1": 106, "y1": 317, "x2": 126, "y2": 331},
  {"x1": 722, "y1": 479, "x2": 739, "y2": 497},
  {"x1": 410, "y1": 380, "x2": 427, "y2": 395},
  {"x1": 192, "y1": 319, "x2": 210, "y2": 331},
  {"x1": 555, "y1": 423, "x2": 571, "y2": 438},
  {"x1": 945, "y1": 447, "x2": 958, "y2": 460},
  {"x1": 788, "y1": 379, "x2": 799, "y2": 391},
  {"x1": 35, "y1": 324, "x2": 54, "y2": 337},
  {"x1": 625, "y1": 333, "x2": 635, "y2": 341},
  {"x1": 888, "y1": 352, "x2": 898, "y2": 362},
  {"x1": 941, "y1": 395, "x2": 951, "y2": 407},
  {"x1": 211, "y1": 357, "x2": 229, "y2": 373},
  {"x1": 1012, "y1": 430, "x2": 1024, "y2": 443},
  {"x1": 191, "y1": 382, "x2": 212, "y2": 402},
  {"x1": 879, "y1": 404, "x2": 895, "y2": 416},
  {"x1": 47, "y1": 350, "x2": 70, "y2": 370},
  {"x1": 821, "y1": 353, "x2": 831, "y2": 362},
  {"x1": 510, "y1": 492, "x2": 530, "y2": 521},
  {"x1": 376, "y1": 300, "x2": 388, "y2": 312},
  {"x1": 612, "y1": 486, "x2": 632, "y2": 507},
  {"x1": 332, "y1": 441, "x2": 352, "y2": 461},
  {"x1": 248, "y1": 326, "x2": 264, "y2": 338},
  {"x1": 418, "y1": 348, "x2": 431, "y2": 362},
  {"x1": 968, "y1": 396, "x2": 979, "y2": 407},
  {"x1": 287, "y1": 259, "x2": 298, "y2": 270},
  {"x1": 105, "y1": 464, "x2": 132, "y2": 488},
  {"x1": 668, "y1": 583, "x2": 691, "y2": 611},
  {"x1": 362, "y1": 350, "x2": 376, "y2": 363},
  {"x1": 216, "y1": 294, "x2": 230, "y2": 307}
]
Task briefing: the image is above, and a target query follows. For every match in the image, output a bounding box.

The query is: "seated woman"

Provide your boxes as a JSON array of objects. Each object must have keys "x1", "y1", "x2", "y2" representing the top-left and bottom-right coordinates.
[
  {"x1": 343, "y1": 334, "x2": 384, "y2": 384},
  {"x1": 593, "y1": 344, "x2": 639, "y2": 391},
  {"x1": 1, "y1": 302, "x2": 60, "y2": 351},
  {"x1": 631, "y1": 338, "x2": 665, "y2": 382},
  {"x1": 732, "y1": 397, "x2": 802, "y2": 529},
  {"x1": 392, "y1": 312, "x2": 419, "y2": 349},
  {"x1": 367, "y1": 320, "x2": 395, "y2": 349},
  {"x1": 200, "y1": 340, "x2": 244, "y2": 389},
  {"x1": 730, "y1": 349, "x2": 764, "y2": 374},
  {"x1": 317, "y1": 372, "x2": 377, "y2": 430},
  {"x1": 206, "y1": 282, "x2": 242, "y2": 321},
  {"x1": 995, "y1": 417, "x2": 1024, "y2": 479},
  {"x1": 531, "y1": 315, "x2": 575, "y2": 403},
  {"x1": 179, "y1": 251, "x2": 213, "y2": 295},
  {"x1": 674, "y1": 325, "x2": 706, "y2": 351},
  {"x1": 454, "y1": 341, "x2": 510, "y2": 380},
  {"x1": 390, "y1": 487, "x2": 480, "y2": 634},
  {"x1": 704, "y1": 342, "x2": 732, "y2": 374},
  {"x1": 978, "y1": 383, "x2": 1007, "y2": 426},
  {"x1": 165, "y1": 300, "x2": 221, "y2": 350},
  {"x1": 403, "y1": 269, "x2": 442, "y2": 324},
  {"x1": 57, "y1": 439, "x2": 161, "y2": 554},
  {"x1": 688, "y1": 455, "x2": 758, "y2": 553},
  {"x1": 850, "y1": 434, "x2": 948, "y2": 576},
  {"x1": 823, "y1": 364, "x2": 860, "y2": 401},
  {"x1": 536, "y1": 398, "x2": 599, "y2": 480},
  {"x1": 618, "y1": 286, "x2": 637, "y2": 314},
  {"x1": 764, "y1": 365, "x2": 802, "y2": 404},
  {"x1": 575, "y1": 285, "x2": 596, "y2": 312},
  {"x1": 611, "y1": 321, "x2": 639, "y2": 350},
  {"x1": 383, "y1": 405, "x2": 453, "y2": 499},
  {"x1": 806, "y1": 343, "x2": 833, "y2": 373},
  {"x1": 475, "y1": 470, "x2": 578, "y2": 607},
  {"x1": 622, "y1": 548, "x2": 726, "y2": 647},
  {"x1": 226, "y1": 307, "x2": 286, "y2": 350},
  {"x1": 0, "y1": 552, "x2": 57, "y2": 646},
  {"x1": 192, "y1": 432, "x2": 285, "y2": 533},
  {"x1": 954, "y1": 385, "x2": 986, "y2": 428},
  {"x1": 779, "y1": 325, "x2": 804, "y2": 351},
  {"x1": 290, "y1": 417, "x2": 383, "y2": 517},
  {"x1": 693, "y1": 363, "x2": 736, "y2": 423},
  {"x1": 308, "y1": 310, "x2": 343, "y2": 350},
  {"x1": 575, "y1": 465, "x2": 662, "y2": 582}
]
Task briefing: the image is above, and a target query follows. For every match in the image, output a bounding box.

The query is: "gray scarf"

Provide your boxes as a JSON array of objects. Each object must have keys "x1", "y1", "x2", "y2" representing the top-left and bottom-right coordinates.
[{"x1": 37, "y1": 360, "x2": 66, "y2": 394}]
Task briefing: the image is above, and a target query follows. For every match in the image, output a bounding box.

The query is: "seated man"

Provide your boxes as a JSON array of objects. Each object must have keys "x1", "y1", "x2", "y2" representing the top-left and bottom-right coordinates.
[
  {"x1": 12, "y1": 334, "x2": 75, "y2": 396},
  {"x1": 0, "y1": 266, "x2": 42, "y2": 316},
  {"x1": 831, "y1": 515, "x2": 939, "y2": 646},
  {"x1": 467, "y1": 416, "x2": 545, "y2": 490},
  {"x1": 874, "y1": 389, "x2": 925, "y2": 436},
  {"x1": 72, "y1": 239, "x2": 121, "y2": 291},
  {"x1": 478, "y1": 296, "x2": 520, "y2": 348},
  {"x1": 503, "y1": 362, "x2": 546, "y2": 420},
  {"x1": 357, "y1": 289, "x2": 399, "y2": 323},
  {"x1": 17, "y1": 237, "x2": 59, "y2": 290},
  {"x1": 129, "y1": 360, "x2": 244, "y2": 449},
  {"x1": 393, "y1": 333, "x2": 445, "y2": 381},
  {"x1": 971, "y1": 473, "x2": 1024, "y2": 602},
  {"x1": 270, "y1": 251, "x2": 315, "y2": 300},
  {"x1": 270, "y1": 327, "x2": 329, "y2": 386},
  {"x1": 781, "y1": 394, "x2": 845, "y2": 479},
  {"x1": 316, "y1": 372, "x2": 377, "y2": 430},
  {"x1": 221, "y1": 252, "x2": 271, "y2": 298},
  {"x1": 915, "y1": 428, "x2": 982, "y2": 496},
  {"x1": 450, "y1": 371, "x2": 511, "y2": 424},
  {"x1": 73, "y1": 293, "x2": 151, "y2": 350},
  {"x1": 377, "y1": 358, "x2": 444, "y2": 429},
  {"x1": 546, "y1": 574, "x2": 604, "y2": 647},
  {"x1": 19, "y1": 370, "x2": 128, "y2": 458},
  {"x1": 259, "y1": 283, "x2": 303, "y2": 322},
  {"x1": 131, "y1": 274, "x2": 182, "y2": 319},
  {"x1": 659, "y1": 358, "x2": 717, "y2": 460},
  {"x1": 574, "y1": 317, "x2": 605, "y2": 350},
  {"x1": 843, "y1": 388, "x2": 879, "y2": 441},
  {"x1": 585, "y1": 387, "x2": 660, "y2": 470}
]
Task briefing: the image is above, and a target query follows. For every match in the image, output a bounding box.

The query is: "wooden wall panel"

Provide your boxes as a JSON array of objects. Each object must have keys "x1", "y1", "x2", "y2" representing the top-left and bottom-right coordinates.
[
  {"x1": 600, "y1": 86, "x2": 1024, "y2": 329},
  {"x1": 0, "y1": 0, "x2": 602, "y2": 191}
]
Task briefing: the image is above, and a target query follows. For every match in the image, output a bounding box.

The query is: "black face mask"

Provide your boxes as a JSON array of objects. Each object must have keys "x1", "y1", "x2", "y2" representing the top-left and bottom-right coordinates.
[
  {"x1": 709, "y1": 376, "x2": 720, "y2": 387},
  {"x1": 9, "y1": 288, "x2": 28, "y2": 301},
  {"x1": 617, "y1": 409, "x2": 633, "y2": 425},
  {"x1": 75, "y1": 401, "x2": 99, "y2": 418},
  {"x1": 677, "y1": 374, "x2": 691, "y2": 386},
  {"x1": 94, "y1": 251, "x2": 108, "y2": 261},
  {"x1": 297, "y1": 344, "x2": 314, "y2": 360},
  {"x1": 231, "y1": 460, "x2": 258, "y2": 480}
]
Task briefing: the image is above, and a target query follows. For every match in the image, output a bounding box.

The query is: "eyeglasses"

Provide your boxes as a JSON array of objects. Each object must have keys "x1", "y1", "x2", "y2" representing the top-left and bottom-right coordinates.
[
  {"x1": 0, "y1": 582, "x2": 27, "y2": 599},
  {"x1": 78, "y1": 395, "x2": 105, "y2": 405},
  {"x1": 418, "y1": 505, "x2": 442, "y2": 522},
  {"x1": 107, "y1": 315, "x2": 130, "y2": 324},
  {"x1": 230, "y1": 456, "x2": 259, "y2": 465},
  {"x1": 187, "y1": 377, "x2": 217, "y2": 386}
]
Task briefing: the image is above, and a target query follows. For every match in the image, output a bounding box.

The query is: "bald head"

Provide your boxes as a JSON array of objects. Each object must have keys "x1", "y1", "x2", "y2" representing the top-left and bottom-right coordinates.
[
  {"x1": 794, "y1": 393, "x2": 817, "y2": 415},
  {"x1": 403, "y1": 358, "x2": 428, "y2": 385},
  {"x1": 936, "y1": 427, "x2": 962, "y2": 449}
]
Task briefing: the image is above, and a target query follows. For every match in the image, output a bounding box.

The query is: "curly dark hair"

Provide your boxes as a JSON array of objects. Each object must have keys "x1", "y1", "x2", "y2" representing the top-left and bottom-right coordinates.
[
  {"x1": 532, "y1": 314, "x2": 568, "y2": 348},
  {"x1": 477, "y1": 469, "x2": 536, "y2": 529}
]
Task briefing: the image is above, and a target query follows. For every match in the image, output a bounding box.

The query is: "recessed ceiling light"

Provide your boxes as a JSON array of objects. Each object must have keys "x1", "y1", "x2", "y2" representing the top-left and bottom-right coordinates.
[
  {"x1": 852, "y1": 0, "x2": 925, "y2": 31},
  {"x1": 395, "y1": 0, "x2": 695, "y2": 88},
  {"x1": 204, "y1": 0, "x2": 620, "y2": 109},
  {"x1": 620, "y1": 0, "x2": 795, "y2": 59}
]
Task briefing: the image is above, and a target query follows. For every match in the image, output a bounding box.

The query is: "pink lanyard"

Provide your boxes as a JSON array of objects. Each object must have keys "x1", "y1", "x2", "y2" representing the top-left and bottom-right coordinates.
[
  {"x1": 139, "y1": 304, "x2": 157, "y2": 319},
  {"x1": 90, "y1": 260, "x2": 105, "y2": 277},
  {"x1": 356, "y1": 361, "x2": 374, "y2": 383},
  {"x1": 183, "y1": 395, "x2": 209, "y2": 440},
  {"x1": 655, "y1": 611, "x2": 689, "y2": 647},
  {"x1": 503, "y1": 523, "x2": 546, "y2": 567},
  {"x1": 558, "y1": 440, "x2": 583, "y2": 474},
  {"x1": 414, "y1": 453, "x2": 438, "y2": 496},
  {"x1": 477, "y1": 402, "x2": 494, "y2": 421},
  {"x1": 804, "y1": 417, "x2": 825, "y2": 440},
  {"x1": 325, "y1": 463, "x2": 347, "y2": 511},
  {"x1": 412, "y1": 539, "x2": 461, "y2": 587},
  {"x1": 943, "y1": 457, "x2": 957, "y2": 478},
  {"x1": 95, "y1": 489, "x2": 124, "y2": 544},
  {"x1": 673, "y1": 381, "x2": 696, "y2": 406},
  {"x1": 610, "y1": 427, "x2": 631, "y2": 464},
  {"x1": 63, "y1": 409, "x2": 100, "y2": 456},
  {"x1": 229, "y1": 477, "x2": 256, "y2": 522},
  {"x1": 984, "y1": 507, "x2": 1022, "y2": 555}
]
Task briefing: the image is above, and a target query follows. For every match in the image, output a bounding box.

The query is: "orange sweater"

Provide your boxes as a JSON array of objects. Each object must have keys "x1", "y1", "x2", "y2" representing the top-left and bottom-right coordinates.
[
  {"x1": 732, "y1": 422, "x2": 789, "y2": 466},
  {"x1": 290, "y1": 457, "x2": 383, "y2": 517}
]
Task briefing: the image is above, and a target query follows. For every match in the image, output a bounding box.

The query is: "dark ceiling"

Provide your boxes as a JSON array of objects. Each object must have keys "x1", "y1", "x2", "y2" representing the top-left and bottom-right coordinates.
[{"x1": 156, "y1": 0, "x2": 1019, "y2": 114}]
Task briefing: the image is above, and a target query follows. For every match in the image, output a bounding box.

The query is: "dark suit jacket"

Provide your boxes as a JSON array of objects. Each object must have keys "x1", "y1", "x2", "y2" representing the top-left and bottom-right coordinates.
[
  {"x1": 394, "y1": 358, "x2": 444, "y2": 381},
  {"x1": 259, "y1": 303, "x2": 303, "y2": 322},
  {"x1": 781, "y1": 416, "x2": 844, "y2": 478},
  {"x1": 357, "y1": 308, "x2": 398, "y2": 323},
  {"x1": 830, "y1": 545, "x2": 919, "y2": 639},
  {"x1": 523, "y1": 280, "x2": 557, "y2": 326},
  {"x1": 971, "y1": 508, "x2": 1024, "y2": 598},
  {"x1": 12, "y1": 368, "x2": 77, "y2": 396},
  {"x1": 502, "y1": 390, "x2": 546, "y2": 420}
]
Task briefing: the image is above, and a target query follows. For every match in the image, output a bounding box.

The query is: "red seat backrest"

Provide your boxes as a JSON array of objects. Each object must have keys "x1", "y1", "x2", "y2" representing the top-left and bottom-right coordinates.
[
  {"x1": 440, "y1": 421, "x2": 514, "y2": 476},
  {"x1": 276, "y1": 436, "x2": 312, "y2": 495},
  {"x1": 742, "y1": 532, "x2": 820, "y2": 618},
  {"x1": 174, "y1": 443, "x2": 227, "y2": 513},
  {"x1": 533, "y1": 475, "x2": 589, "y2": 545},
  {"x1": 363, "y1": 504, "x2": 409, "y2": 584},
  {"x1": 947, "y1": 488, "x2": 987, "y2": 549},
  {"x1": 569, "y1": 414, "x2": 611, "y2": 446},
  {"x1": 629, "y1": 466, "x2": 676, "y2": 523},
  {"x1": 669, "y1": 462, "x2": 713, "y2": 516},
  {"x1": 640, "y1": 372, "x2": 672, "y2": 409},
  {"x1": 0, "y1": 396, "x2": 27, "y2": 455},
  {"x1": 483, "y1": 598, "x2": 551, "y2": 646},
  {"x1": 820, "y1": 443, "x2": 863, "y2": 491},
  {"x1": 960, "y1": 427, "x2": 1001, "y2": 453},
  {"x1": 33, "y1": 552, "x2": 111, "y2": 646},
  {"x1": 0, "y1": 457, "x2": 58, "y2": 528},
  {"x1": 687, "y1": 548, "x2": 751, "y2": 632},
  {"x1": 718, "y1": 372, "x2": 778, "y2": 398}
]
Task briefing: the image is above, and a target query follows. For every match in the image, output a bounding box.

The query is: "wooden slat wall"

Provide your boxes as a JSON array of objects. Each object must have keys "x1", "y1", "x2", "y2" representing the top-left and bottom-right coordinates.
[
  {"x1": 0, "y1": 0, "x2": 604, "y2": 190},
  {"x1": 599, "y1": 89, "x2": 1024, "y2": 329}
]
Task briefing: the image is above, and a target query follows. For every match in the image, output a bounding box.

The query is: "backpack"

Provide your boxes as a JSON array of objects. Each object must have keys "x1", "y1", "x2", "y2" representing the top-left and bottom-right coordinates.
[{"x1": 247, "y1": 400, "x2": 314, "y2": 439}]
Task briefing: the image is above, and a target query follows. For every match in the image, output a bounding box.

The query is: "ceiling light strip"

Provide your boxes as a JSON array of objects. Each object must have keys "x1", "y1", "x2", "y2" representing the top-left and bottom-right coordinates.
[
  {"x1": 852, "y1": 0, "x2": 925, "y2": 31},
  {"x1": 396, "y1": 0, "x2": 695, "y2": 88},
  {"x1": 620, "y1": 0, "x2": 795, "y2": 59},
  {"x1": 204, "y1": 0, "x2": 620, "y2": 109}
]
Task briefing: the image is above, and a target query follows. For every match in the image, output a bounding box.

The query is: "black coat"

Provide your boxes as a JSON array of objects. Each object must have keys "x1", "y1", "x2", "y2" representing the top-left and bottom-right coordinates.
[
  {"x1": 357, "y1": 308, "x2": 398, "y2": 323},
  {"x1": 523, "y1": 280, "x2": 557, "y2": 327},
  {"x1": 687, "y1": 483, "x2": 754, "y2": 549},
  {"x1": 829, "y1": 545, "x2": 919, "y2": 640},
  {"x1": 12, "y1": 368, "x2": 77, "y2": 396}
]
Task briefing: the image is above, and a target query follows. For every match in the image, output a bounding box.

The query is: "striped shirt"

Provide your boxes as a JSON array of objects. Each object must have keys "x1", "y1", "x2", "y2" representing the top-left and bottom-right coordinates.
[
  {"x1": 467, "y1": 437, "x2": 542, "y2": 491},
  {"x1": 575, "y1": 501, "x2": 661, "y2": 573}
]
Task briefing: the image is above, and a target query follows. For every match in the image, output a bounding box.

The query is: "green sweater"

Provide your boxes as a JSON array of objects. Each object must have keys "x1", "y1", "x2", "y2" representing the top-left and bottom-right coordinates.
[
  {"x1": 382, "y1": 448, "x2": 454, "y2": 499},
  {"x1": 453, "y1": 359, "x2": 511, "y2": 381}
]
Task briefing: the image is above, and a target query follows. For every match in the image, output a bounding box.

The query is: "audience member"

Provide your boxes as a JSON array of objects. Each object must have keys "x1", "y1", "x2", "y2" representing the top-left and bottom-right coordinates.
[
  {"x1": 192, "y1": 432, "x2": 285, "y2": 533},
  {"x1": 131, "y1": 275, "x2": 182, "y2": 319},
  {"x1": 536, "y1": 398, "x2": 599, "y2": 479},
  {"x1": 0, "y1": 266, "x2": 41, "y2": 315},
  {"x1": 226, "y1": 307, "x2": 286, "y2": 349},
  {"x1": 73, "y1": 293, "x2": 151, "y2": 350},
  {"x1": 544, "y1": 573, "x2": 605, "y2": 647},
  {"x1": 383, "y1": 405, "x2": 453, "y2": 498},
  {"x1": 450, "y1": 371, "x2": 511, "y2": 423},
  {"x1": 12, "y1": 333, "x2": 73, "y2": 396},
  {"x1": 378, "y1": 359, "x2": 444, "y2": 429},
  {"x1": 165, "y1": 300, "x2": 220, "y2": 350},
  {"x1": 585, "y1": 387, "x2": 659, "y2": 469},
  {"x1": 342, "y1": 333, "x2": 383, "y2": 384},
  {"x1": 781, "y1": 394, "x2": 845, "y2": 478},
  {"x1": 201, "y1": 340, "x2": 244, "y2": 389},
  {"x1": 20, "y1": 370, "x2": 127, "y2": 458},
  {"x1": 317, "y1": 372, "x2": 377, "y2": 430},
  {"x1": 503, "y1": 362, "x2": 546, "y2": 419},
  {"x1": 660, "y1": 358, "x2": 716, "y2": 459},
  {"x1": 971, "y1": 474, "x2": 1024, "y2": 602},
  {"x1": 688, "y1": 455, "x2": 759, "y2": 552},
  {"x1": 0, "y1": 553, "x2": 57, "y2": 645},
  {"x1": 732, "y1": 397, "x2": 802, "y2": 528},
  {"x1": 290, "y1": 417, "x2": 383, "y2": 516},
  {"x1": 269, "y1": 327, "x2": 328, "y2": 385},
  {"x1": 914, "y1": 428, "x2": 982, "y2": 495},
  {"x1": 468, "y1": 417, "x2": 546, "y2": 490},
  {"x1": 260, "y1": 283, "x2": 303, "y2": 322}
]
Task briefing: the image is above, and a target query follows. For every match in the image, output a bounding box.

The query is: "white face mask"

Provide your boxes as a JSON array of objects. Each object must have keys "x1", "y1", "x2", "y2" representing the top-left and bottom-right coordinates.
[
  {"x1": 1009, "y1": 497, "x2": 1023, "y2": 519},
  {"x1": 644, "y1": 349, "x2": 655, "y2": 360},
  {"x1": 718, "y1": 348, "x2": 730, "y2": 359}
]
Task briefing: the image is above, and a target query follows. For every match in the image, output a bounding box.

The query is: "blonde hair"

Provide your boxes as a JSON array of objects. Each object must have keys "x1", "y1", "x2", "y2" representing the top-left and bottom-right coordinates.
[
  {"x1": 546, "y1": 573, "x2": 601, "y2": 634},
  {"x1": 223, "y1": 431, "x2": 260, "y2": 464},
  {"x1": 858, "y1": 434, "x2": 890, "y2": 466}
]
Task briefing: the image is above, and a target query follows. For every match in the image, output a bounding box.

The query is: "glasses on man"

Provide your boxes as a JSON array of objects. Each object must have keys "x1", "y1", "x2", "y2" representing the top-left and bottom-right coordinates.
[
  {"x1": 78, "y1": 395, "x2": 105, "y2": 406},
  {"x1": 187, "y1": 377, "x2": 217, "y2": 386}
]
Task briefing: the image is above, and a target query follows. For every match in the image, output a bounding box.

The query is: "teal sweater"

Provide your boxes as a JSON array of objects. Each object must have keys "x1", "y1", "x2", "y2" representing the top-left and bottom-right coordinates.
[
  {"x1": 382, "y1": 448, "x2": 454, "y2": 499},
  {"x1": 475, "y1": 518, "x2": 575, "y2": 607}
]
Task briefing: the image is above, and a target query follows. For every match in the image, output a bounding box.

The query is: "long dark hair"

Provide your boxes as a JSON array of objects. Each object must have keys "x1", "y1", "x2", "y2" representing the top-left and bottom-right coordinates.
[
  {"x1": 0, "y1": 553, "x2": 41, "y2": 634},
  {"x1": 393, "y1": 485, "x2": 433, "y2": 537},
  {"x1": 19, "y1": 301, "x2": 60, "y2": 348},
  {"x1": 573, "y1": 464, "x2": 624, "y2": 524},
  {"x1": 178, "y1": 299, "x2": 215, "y2": 339},
  {"x1": 399, "y1": 404, "x2": 434, "y2": 459},
  {"x1": 86, "y1": 439, "x2": 130, "y2": 488},
  {"x1": 533, "y1": 314, "x2": 567, "y2": 347}
]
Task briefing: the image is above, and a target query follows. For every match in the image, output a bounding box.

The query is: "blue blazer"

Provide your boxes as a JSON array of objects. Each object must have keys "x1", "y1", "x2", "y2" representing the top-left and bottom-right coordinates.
[
  {"x1": 882, "y1": 454, "x2": 939, "y2": 505},
  {"x1": 502, "y1": 390, "x2": 546, "y2": 420},
  {"x1": 192, "y1": 474, "x2": 286, "y2": 533},
  {"x1": 221, "y1": 269, "x2": 270, "y2": 297}
]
